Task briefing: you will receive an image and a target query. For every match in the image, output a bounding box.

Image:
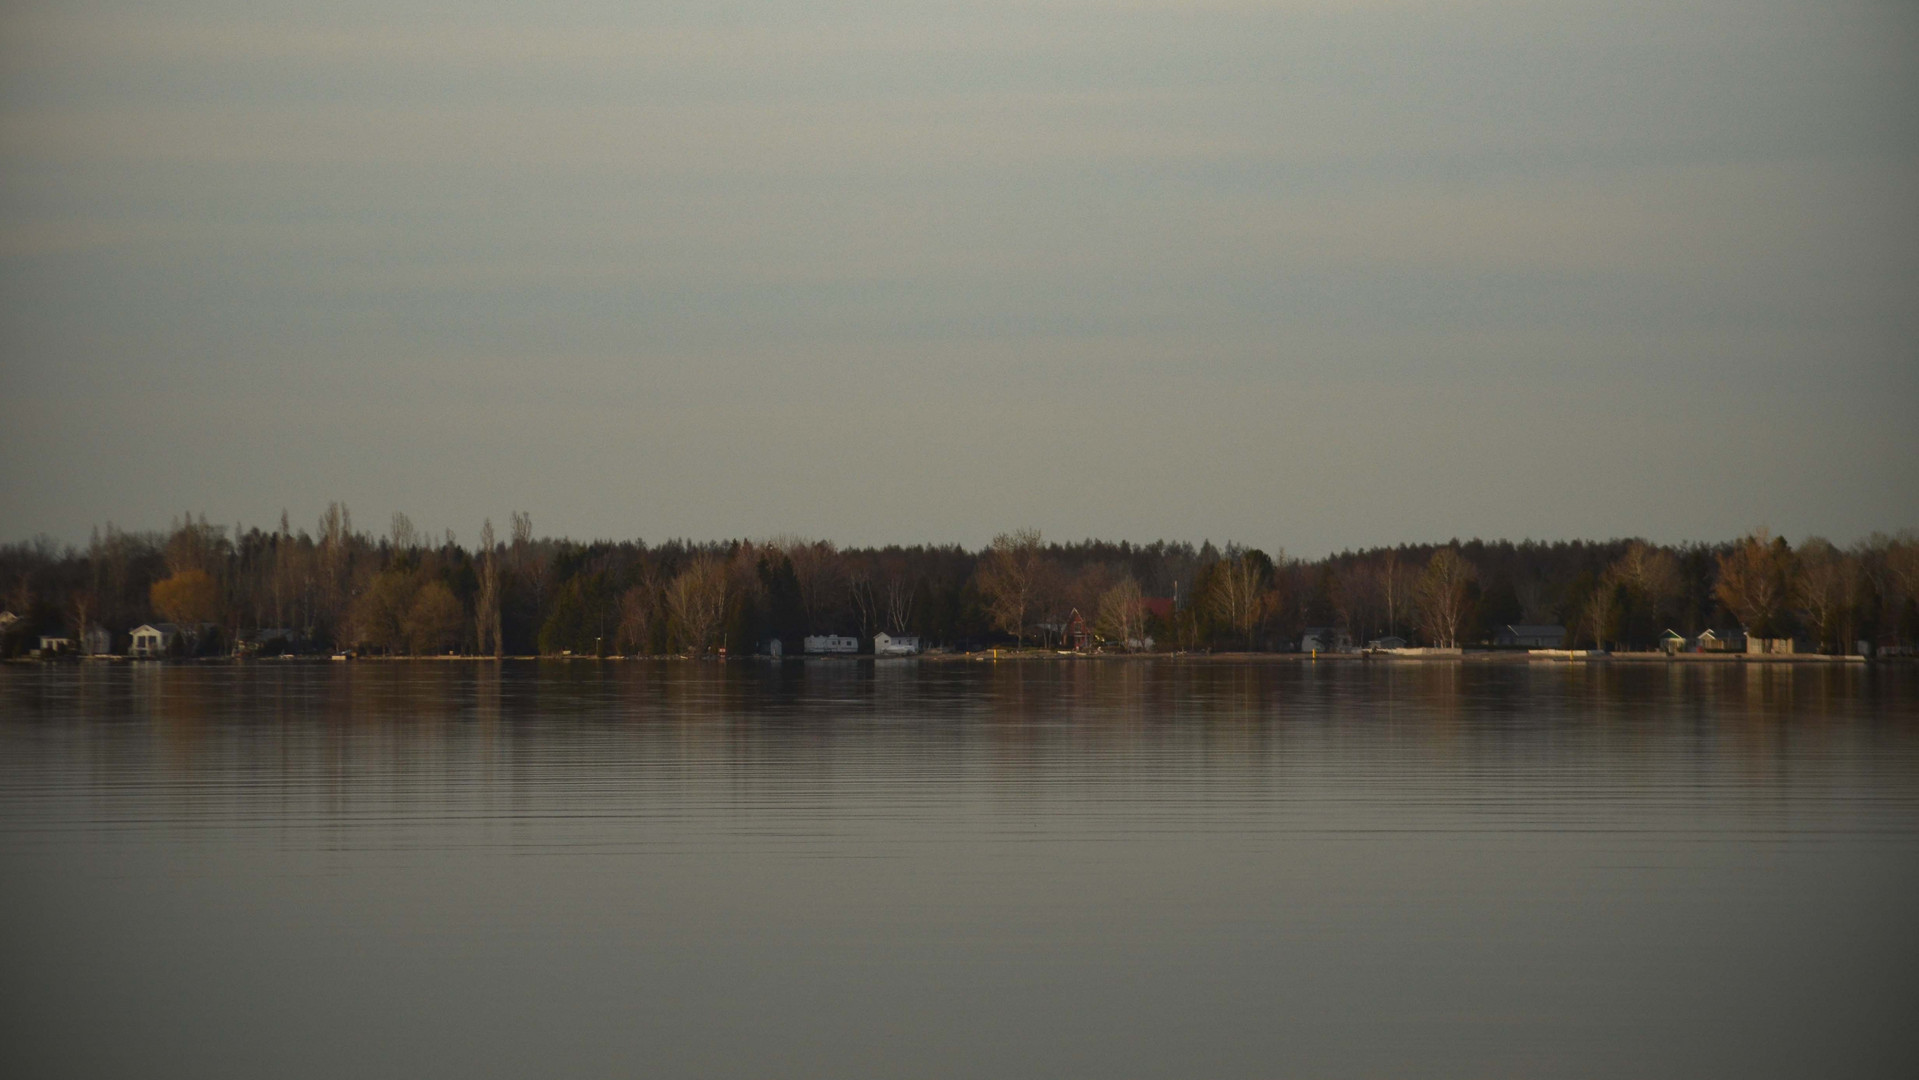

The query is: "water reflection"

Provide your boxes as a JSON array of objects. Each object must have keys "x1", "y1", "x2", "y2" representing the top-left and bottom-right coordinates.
[{"x1": 1, "y1": 661, "x2": 1915, "y2": 1080}]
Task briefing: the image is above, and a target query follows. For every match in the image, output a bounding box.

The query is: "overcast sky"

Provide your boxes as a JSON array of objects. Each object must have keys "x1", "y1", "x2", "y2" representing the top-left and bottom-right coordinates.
[{"x1": 3, "y1": 0, "x2": 1915, "y2": 554}]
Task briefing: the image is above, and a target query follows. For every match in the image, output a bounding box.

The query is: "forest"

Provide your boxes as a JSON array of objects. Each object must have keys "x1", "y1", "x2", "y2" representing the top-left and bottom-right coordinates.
[{"x1": 2, "y1": 506, "x2": 1915, "y2": 658}]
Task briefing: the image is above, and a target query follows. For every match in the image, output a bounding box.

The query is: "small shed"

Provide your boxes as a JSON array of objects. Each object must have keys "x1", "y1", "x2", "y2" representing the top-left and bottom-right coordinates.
[{"x1": 874, "y1": 632, "x2": 921, "y2": 656}]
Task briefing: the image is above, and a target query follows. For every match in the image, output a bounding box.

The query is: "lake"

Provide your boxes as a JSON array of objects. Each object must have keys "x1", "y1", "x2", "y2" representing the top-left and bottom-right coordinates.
[{"x1": 2, "y1": 659, "x2": 1916, "y2": 1078}]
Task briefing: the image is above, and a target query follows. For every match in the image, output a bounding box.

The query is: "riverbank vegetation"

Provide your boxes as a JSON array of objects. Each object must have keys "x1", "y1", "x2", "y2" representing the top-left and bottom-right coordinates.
[{"x1": 2, "y1": 508, "x2": 1915, "y2": 658}]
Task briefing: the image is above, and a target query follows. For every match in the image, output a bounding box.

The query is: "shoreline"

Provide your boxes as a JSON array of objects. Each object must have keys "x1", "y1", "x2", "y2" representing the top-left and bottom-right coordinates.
[{"x1": 18, "y1": 650, "x2": 1889, "y2": 666}]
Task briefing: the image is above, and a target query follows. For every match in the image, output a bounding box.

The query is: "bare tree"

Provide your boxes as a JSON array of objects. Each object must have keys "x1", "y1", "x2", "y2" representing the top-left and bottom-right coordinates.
[
  {"x1": 1883, "y1": 532, "x2": 1919, "y2": 638},
  {"x1": 1795, "y1": 538, "x2": 1858, "y2": 652},
  {"x1": 475, "y1": 519, "x2": 501, "y2": 657},
  {"x1": 389, "y1": 512, "x2": 419, "y2": 553},
  {"x1": 1714, "y1": 530, "x2": 1793, "y2": 636},
  {"x1": 1414, "y1": 548, "x2": 1475, "y2": 648},
  {"x1": 847, "y1": 568, "x2": 879, "y2": 642},
  {"x1": 882, "y1": 571, "x2": 916, "y2": 635},
  {"x1": 1206, "y1": 549, "x2": 1272, "y2": 652},
  {"x1": 70, "y1": 591, "x2": 96, "y2": 652},
  {"x1": 667, "y1": 555, "x2": 729, "y2": 654},
  {"x1": 975, "y1": 529, "x2": 1044, "y2": 647},
  {"x1": 1374, "y1": 550, "x2": 1415, "y2": 639},
  {"x1": 316, "y1": 502, "x2": 354, "y2": 642},
  {"x1": 1582, "y1": 573, "x2": 1620, "y2": 650},
  {"x1": 616, "y1": 572, "x2": 661, "y2": 655},
  {"x1": 1095, "y1": 576, "x2": 1148, "y2": 650},
  {"x1": 1611, "y1": 541, "x2": 1680, "y2": 607}
]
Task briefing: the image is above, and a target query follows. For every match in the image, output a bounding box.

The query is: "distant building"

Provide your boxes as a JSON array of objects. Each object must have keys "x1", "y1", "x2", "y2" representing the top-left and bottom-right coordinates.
[
  {"x1": 1301, "y1": 627, "x2": 1352, "y2": 653},
  {"x1": 1061, "y1": 608, "x2": 1091, "y2": 652},
  {"x1": 1696, "y1": 628, "x2": 1744, "y2": 652},
  {"x1": 128, "y1": 623, "x2": 211, "y2": 658},
  {"x1": 1659, "y1": 629, "x2": 1687, "y2": 655},
  {"x1": 804, "y1": 634, "x2": 859, "y2": 654},
  {"x1": 1367, "y1": 635, "x2": 1408, "y2": 650},
  {"x1": 129, "y1": 624, "x2": 179, "y2": 658},
  {"x1": 874, "y1": 632, "x2": 921, "y2": 656},
  {"x1": 1747, "y1": 637, "x2": 1797, "y2": 655},
  {"x1": 38, "y1": 636, "x2": 75, "y2": 655},
  {"x1": 1493, "y1": 624, "x2": 1567, "y2": 648}
]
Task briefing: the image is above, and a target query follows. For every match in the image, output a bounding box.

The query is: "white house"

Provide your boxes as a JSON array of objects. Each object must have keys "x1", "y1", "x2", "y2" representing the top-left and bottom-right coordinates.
[
  {"x1": 874, "y1": 632, "x2": 921, "y2": 656},
  {"x1": 803, "y1": 634, "x2": 859, "y2": 654},
  {"x1": 129, "y1": 623, "x2": 183, "y2": 658}
]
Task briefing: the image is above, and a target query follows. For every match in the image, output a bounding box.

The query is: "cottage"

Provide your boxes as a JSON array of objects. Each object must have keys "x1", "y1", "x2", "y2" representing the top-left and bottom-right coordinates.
[
  {"x1": 803, "y1": 634, "x2": 859, "y2": 654},
  {"x1": 37, "y1": 636, "x2": 75, "y2": 655},
  {"x1": 874, "y1": 632, "x2": 921, "y2": 656},
  {"x1": 1659, "y1": 629, "x2": 1687, "y2": 655},
  {"x1": 129, "y1": 623, "x2": 184, "y2": 658},
  {"x1": 1493, "y1": 624, "x2": 1567, "y2": 649},
  {"x1": 1695, "y1": 628, "x2": 1745, "y2": 652}
]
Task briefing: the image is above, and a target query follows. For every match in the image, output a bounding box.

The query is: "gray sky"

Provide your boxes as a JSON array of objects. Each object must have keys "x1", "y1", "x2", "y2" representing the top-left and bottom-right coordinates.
[{"x1": 3, "y1": 0, "x2": 1915, "y2": 554}]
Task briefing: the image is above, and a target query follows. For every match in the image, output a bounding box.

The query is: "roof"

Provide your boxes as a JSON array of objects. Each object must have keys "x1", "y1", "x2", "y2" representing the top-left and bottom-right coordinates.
[{"x1": 1500, "y1": 624, "x2": 1565, "y2": 635}]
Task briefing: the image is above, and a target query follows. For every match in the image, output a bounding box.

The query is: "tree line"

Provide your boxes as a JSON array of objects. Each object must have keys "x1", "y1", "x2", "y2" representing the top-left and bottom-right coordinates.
[{"x1": 3, "y1": 507, "x2": 1916, "y2": 657}]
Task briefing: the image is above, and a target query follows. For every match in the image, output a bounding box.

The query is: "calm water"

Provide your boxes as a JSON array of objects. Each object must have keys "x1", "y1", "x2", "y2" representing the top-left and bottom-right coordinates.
[{"x1": 2, "y1": 660, "x2": 1916, "y2": 1079}]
